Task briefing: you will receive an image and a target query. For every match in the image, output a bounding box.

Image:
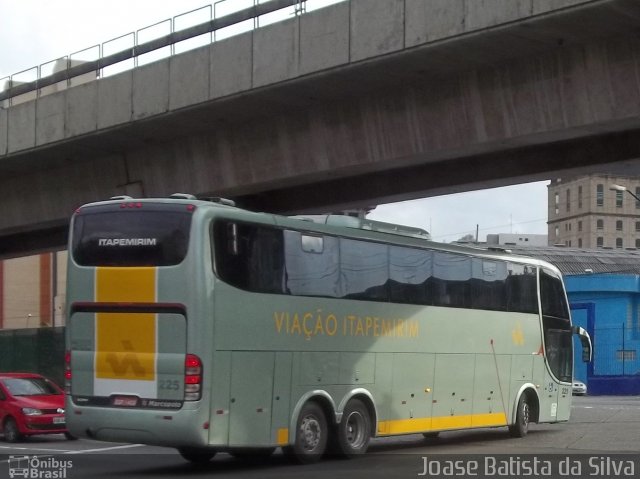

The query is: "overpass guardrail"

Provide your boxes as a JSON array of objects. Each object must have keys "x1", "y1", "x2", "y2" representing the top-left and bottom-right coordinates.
[{"x1": 0, "y1": 0, "x2": 341, "y2": 106}]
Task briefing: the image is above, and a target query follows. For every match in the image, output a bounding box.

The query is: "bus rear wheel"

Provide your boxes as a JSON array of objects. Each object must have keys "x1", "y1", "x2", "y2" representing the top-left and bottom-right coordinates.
[
  {"x1": 335, "y1": 399, "x2": 371, "y2": 457},
  {"x1": 509, "y1": 394, "x2": 531, "y2": 438},
  {"x1": 286, "y1": 401, "x2": 328, "y2": 464}
]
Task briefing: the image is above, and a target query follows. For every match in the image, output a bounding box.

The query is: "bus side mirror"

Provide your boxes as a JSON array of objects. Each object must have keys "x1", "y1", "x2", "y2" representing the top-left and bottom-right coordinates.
[{"x1": 573, "y1": 326, "x2": 593, "y2": 362}]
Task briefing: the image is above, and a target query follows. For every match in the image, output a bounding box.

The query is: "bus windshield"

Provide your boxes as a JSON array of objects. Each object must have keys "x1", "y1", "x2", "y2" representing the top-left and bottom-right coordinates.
[{"x1": 72, "y1": 205, "x2": 192, "y2": 267}]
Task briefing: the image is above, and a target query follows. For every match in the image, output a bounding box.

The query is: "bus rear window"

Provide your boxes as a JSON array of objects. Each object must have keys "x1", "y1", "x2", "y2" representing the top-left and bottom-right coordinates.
[{"x1": 72, "y1": 208, "x2": 192, "y2": 266}]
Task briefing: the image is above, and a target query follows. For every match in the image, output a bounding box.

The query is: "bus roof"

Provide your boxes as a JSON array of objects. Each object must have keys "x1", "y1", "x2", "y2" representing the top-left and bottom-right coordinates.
[{"x1": 78, "y1": 195, "x2": 561, "y2": 276}]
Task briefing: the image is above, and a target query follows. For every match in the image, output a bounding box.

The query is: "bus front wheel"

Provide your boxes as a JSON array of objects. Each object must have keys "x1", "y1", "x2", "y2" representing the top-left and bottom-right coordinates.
[
  {"x1": 286, "y1": 401, "x2": 328, "y2": 464},
  {"x1": 509, "y1": 394, "x2": 531, "y2": 438},
  {"x1": 335, "y1": 399, "x2": 371, "y2": 457}
]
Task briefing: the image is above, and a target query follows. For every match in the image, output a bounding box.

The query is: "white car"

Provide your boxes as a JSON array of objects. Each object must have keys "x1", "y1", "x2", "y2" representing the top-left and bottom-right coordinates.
[{"x1": 572, "y1": 379, "x2": 587, "y2": 395}]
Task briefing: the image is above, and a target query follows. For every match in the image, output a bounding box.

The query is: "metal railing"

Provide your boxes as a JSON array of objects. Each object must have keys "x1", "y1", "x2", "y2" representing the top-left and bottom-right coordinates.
[{"x1": 0, "y1": 0, "x2": 341, "y2": 105}]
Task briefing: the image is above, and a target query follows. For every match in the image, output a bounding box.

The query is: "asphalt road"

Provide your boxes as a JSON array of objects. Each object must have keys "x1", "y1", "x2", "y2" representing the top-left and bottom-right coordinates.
[{"x1": 1, "y1": 396, "x2": 639, "y2": 479}]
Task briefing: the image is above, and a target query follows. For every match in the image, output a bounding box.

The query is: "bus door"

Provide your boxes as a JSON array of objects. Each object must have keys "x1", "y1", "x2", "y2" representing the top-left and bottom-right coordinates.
[{"x1": 540, "y1": 270, "x2": 573, "y2": 422}]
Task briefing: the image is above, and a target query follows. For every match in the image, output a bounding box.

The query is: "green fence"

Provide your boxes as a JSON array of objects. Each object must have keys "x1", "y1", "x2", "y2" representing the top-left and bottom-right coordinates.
[{"x1": 0, "y1": 327, "x2": 65, "y2": 387}]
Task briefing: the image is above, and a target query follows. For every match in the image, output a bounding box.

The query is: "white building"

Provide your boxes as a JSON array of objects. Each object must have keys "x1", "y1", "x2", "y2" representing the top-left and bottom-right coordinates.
[{"x1": 486, "y1": 233, "x2": 548, "y2": 247}]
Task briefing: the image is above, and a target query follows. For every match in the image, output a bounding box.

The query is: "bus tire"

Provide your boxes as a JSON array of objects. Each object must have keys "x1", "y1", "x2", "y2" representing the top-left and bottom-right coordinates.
[
  {"x1": 3, "y1": 418, "x2": 21, "y2": 443},
  {"x1": 335, "y1": 399, "x2": 371, "y2": 458},
  {"x1": 286, "y1": 401, "x2": 328, "y2": 464},
  {"x1": 177, "y1": 447, "x2": 217, "y2": 464},
  {"x1": 509, "y1": 393, "x2": 531, "y2": 438}
]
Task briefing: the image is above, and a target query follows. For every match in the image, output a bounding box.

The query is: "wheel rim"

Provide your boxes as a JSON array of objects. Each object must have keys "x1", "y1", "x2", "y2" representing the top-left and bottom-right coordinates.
[
  {"x1": 299, "y1": 415, "x2": 322, "y2": 452},
  {"x1": 345, "y1": 411, "x2": 367, "y2": 449}
]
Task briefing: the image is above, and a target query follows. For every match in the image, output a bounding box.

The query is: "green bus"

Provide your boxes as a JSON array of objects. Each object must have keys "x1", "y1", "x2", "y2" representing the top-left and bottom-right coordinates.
[{"x1": 65, "y1": 194, "x2": 591, "y2": 464}]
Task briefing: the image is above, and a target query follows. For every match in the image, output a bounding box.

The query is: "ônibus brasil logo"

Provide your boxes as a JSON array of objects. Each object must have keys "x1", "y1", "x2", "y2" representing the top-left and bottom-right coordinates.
[{"x1": 8, "y1": 456, "x2": 72, "y2": 479}]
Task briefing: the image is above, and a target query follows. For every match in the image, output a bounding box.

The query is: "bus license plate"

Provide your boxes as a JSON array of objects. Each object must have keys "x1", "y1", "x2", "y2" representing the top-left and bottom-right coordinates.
[{"x1": 112, "y1": 396, "x2": 139, "y2": 407}]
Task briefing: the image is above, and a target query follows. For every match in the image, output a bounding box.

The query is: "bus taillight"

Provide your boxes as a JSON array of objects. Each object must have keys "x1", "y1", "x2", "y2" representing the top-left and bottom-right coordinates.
[
  {"x1": 64, "y1": 350, "x2": 72, "y2": 394},
  {"x1": 184, "y1": 354, "x2": 202, "y2": 401}
]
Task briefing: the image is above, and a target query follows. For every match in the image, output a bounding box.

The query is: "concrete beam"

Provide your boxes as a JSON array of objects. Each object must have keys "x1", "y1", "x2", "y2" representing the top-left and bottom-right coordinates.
[
  {"x1": 65, "y1": 82, "x2": 97, "y2": 137},
  {"x1": 300, "y1": 1, "x2": 349, "y2": 74},
  {"x1": 169, "y1": 46, "x2": 209, "y2": 111},
  {"x1": 350, "y1": 0, "x2": 404, "y2": 62},
  {"x1": 210, "y1": 31, "x2": 253, "y2": 99},
  {"x1": 133, "y1": 61, "x2": 169, "y2": 120},
  {"x1": 253, "y1": 17, "x2": 300, "y2": 88},
  {"x1": 7, "y1": 102, "x2": 35, "y2": 153},
  {"x1": 98, "y1": 71, "x2": 132, "y2": 129},
  {"x1": 36, "y1": 92, "x2": 65, "y2": 146},
  {"x1": 0, "y1": 108, "x2": 7, "y2": 156}
]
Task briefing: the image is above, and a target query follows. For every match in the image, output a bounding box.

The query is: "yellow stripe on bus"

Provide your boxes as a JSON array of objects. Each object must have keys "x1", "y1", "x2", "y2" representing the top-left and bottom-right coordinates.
[
  {"x1": 95, "y1": 267, "x2": 157, "y2": 381},
  {"x1": 96, "y1": 267, "x2": 156, "y2": 302},
  {"x1": 377, "y1": 412, "x2": 507, "y2": 436}
]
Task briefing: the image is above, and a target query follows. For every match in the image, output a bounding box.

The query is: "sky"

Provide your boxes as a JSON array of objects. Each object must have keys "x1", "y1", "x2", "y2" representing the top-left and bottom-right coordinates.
[{"x1": 0, "y1": 0, "x2": 550, "y2": 243}]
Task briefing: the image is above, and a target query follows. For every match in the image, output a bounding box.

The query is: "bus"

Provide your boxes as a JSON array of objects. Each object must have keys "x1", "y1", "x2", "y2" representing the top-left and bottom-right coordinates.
[{"x1": 65, "y1": 194, "x2": 592, "y2": 464}]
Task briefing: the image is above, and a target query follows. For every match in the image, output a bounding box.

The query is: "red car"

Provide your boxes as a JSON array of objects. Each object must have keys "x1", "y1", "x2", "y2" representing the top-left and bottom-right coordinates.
[{"x1": 0, "y1": 373, "x2": 73, "y2": 442}]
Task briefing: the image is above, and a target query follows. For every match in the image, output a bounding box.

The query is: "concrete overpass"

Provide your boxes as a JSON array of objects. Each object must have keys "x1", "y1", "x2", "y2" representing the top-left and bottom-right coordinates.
[{"x1": 2, "y1": 0, "x2": 640, "y2": 258}]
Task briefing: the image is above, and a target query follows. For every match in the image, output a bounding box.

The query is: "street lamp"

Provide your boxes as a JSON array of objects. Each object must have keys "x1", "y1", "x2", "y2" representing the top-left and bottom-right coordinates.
[{"x1": 610, "y1": 184, "x2": 640, "y2": 202}]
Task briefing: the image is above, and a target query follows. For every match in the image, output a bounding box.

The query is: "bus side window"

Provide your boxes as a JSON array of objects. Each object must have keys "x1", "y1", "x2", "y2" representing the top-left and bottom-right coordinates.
[
  {"x1": 301, "y1": 235, "x2": 323, "y2": 253},
  {"x1": 247, "y1": 226, "x2": 285, "y2": 294},
  {"x1": 432, "y1": 252, "x2": 471, "y2": 308},
  {"x1": 284, "y1": 231, "x2": 340, "y2": 297},
  {"x1": 340, "y1": 239, "x2": 389, "y2": 302},
  {"x1": 389, "y1": 246, "x2": 433, "y2": 305}
]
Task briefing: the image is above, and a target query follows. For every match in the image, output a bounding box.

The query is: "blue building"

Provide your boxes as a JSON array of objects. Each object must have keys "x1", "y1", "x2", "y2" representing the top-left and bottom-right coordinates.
[
  {"x1": 566, "y1": 274, "x2": 640, "y2": 394},
  {"x1": 507, "y1": 246, "x2": 640, "y2": 395}
]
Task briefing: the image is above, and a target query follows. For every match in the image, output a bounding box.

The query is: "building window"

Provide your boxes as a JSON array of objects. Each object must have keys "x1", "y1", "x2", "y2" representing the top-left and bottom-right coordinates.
[
  {"x1": 636, "y1": 221, "x2": 640, "y2": 232},
  {"x1": 578, "y1": 238, "x2": 583, "y2": 248},
  {"x1": 636, "y1": 239, "x2": 640, "y2": 248},
  {"x1": 597, "y1": 184, "x2": 604, "y2": 206},
  {"x1": 617, "y1": 220, "x2": 623, "y2": 231},
  {"x1": 597, "y1": 237, "x2": 604, "y2": 248},
  {"x1": 578, "y1": 221, "x2": 582, "y2": 232},
  {"x1": 616, "y1": 190, "x2": 623, "y2": 208},
  {"x1": 636, "y1": 187, "x2": 640, "y2": 209},
  {"x1": 555, "y1": 226, "x2": 559, "y2": 238},
  {"x1": 578, "y1": 186, "x2": 583, "y2": 209},
  {"x1": 555, "y1": 192, "x2": 559, "y2": 215},
  {"x1": 616, "y1": 238, "x2": 623, "y2": 249},
  {"x1": 616, "y1": 350, "x2": 637, "y2": 361},
  {"x1": 566, "y1": 189, "x2": 570, "y2": 212},
  {"x1": 597, "y1": 219, "x2": 604, "y2": 230}
]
